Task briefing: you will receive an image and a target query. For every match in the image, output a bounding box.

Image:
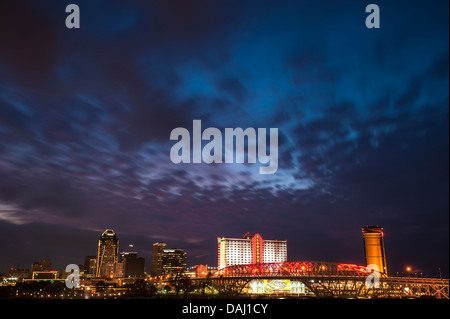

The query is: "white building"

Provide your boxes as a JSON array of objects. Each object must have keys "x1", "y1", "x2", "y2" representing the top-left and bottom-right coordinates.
[{"x1": 217, "y1": 233, "x2": 287, "y2": 269}]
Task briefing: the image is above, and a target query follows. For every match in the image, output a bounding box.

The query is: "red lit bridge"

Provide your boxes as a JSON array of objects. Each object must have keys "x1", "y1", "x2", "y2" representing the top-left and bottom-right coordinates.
[
  {"x1": 191, "y1": 261, "x2": 449, "y2": 299},
  {"x1": 219, "y1": 261, "x2": 368, "y2": 277}
]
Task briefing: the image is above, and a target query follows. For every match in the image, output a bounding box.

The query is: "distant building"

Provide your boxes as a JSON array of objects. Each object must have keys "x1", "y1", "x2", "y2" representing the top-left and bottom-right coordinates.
[
  {"x1": 8, "y1": 267, "x2": 29, "y2": 281},
  {"x1": 195, "y1": 264, "x2": 209, "y2": 277},
  {"x1": 114, "y1": 262, "x2": 124, "y2": 278},
  {"x1": 362, "y1": 225, "x2": 388, "y2": 276},
  {"x1": 84, "y1": 255, "x2": 97, "y2": 276},
  {"x1": 30, "y1": 259, "x2": 52, "y2": 276},
  {"x1": 217, "y1": 233, "x2": 287, "y2": 269},
  {"x1": 96, "y1": 229, "x2": 119, "y2": 278},
  {"x1": 151, "y1": 243, "x2": 166, "y2": 276},
  {"x1": 151, "y1": 243, "x2": 187, "y2": 276},
  {"x1": 120, "y1": 252, "x2": 145, "y2": 278},
  {"x1": 161, "y1": 249, "x2": 187, "y2": 275}
]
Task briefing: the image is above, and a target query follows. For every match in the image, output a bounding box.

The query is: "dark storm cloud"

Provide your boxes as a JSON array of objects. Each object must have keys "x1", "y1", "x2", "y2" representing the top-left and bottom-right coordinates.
[
  {"x1": 0, "y1": 0, "x2": 448, "y2": 276},
  {"x1": 0, "y1": 0, "x2": 244, "y2": 148},
  {"x1": 0, "y1": 1, "x2": 60, "y2": 88},
  {"x1": 0, "y1": 169, "x2": 87, "y2": 220},
  {"x1": 0, "y1": 97, "x2": 34, "y2": 138},
  {"x1": 216, "y1": 78, "x2": 248, "y2": 102},
  {"x1": 116, "y1": 89, "x2": 197, "y2": 149}
]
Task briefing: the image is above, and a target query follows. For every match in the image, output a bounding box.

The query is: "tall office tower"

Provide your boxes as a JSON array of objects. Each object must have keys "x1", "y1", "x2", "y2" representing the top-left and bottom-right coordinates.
[
  {"x1": 217, "y1": 233, "x2": 287, "y2": 269},
  {"x1": 151, "y1": 242, "x2": 167, "y2": 276},
  {"x1": 362, "y1": 226, "x2": 388, "y2": 276},
  {"x1": 161, "y1": 248, "x2": 187, "y2": 275},
  {"x1": 120, "y1": 252, "x2": 145, "y2": 278},
  {"x1": 96, "y1": 229, "x2": 119, "y2": 278}
]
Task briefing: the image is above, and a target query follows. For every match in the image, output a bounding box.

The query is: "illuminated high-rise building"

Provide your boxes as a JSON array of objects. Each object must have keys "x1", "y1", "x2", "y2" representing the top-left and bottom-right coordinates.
[
  {"x1": 362, "y1": 225, "x2": 387, "y2": 276},
  {"x1": 161, "y1": 249, "x2": 187, "y2": 275},
  {"x1": 151, "y1": 243, "x2": 187, "y2": 276},
  {"x1": 151, "y1": 242, "x2": 167, "y2": 276},
  {"x1": 217, "y1": 233, "x2": 287, "y2": 269},
  {"x1": 96, "y1": 229, "x2": 119, "y2": 278}
]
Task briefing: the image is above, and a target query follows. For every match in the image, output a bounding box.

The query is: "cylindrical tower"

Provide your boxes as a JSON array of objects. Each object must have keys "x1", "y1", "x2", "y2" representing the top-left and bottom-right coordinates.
[{"x1": 362, "y1": 225, "x2": 387, "y2": 276}]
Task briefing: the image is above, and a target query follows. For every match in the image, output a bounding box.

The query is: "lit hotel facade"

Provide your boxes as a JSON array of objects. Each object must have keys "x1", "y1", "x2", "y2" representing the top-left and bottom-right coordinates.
[{"x1": 217, "y1": 233, "x2": 287, "y2": 269}]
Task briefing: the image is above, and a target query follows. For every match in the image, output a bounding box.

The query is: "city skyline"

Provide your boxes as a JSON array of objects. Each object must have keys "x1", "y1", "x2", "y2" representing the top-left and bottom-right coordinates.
[
  {"x1": 0, "y1": 0, "x2": 448, "y2": 279},
  {"x1": 0, "y1": 226, "x2": 443, "y2": 279}
]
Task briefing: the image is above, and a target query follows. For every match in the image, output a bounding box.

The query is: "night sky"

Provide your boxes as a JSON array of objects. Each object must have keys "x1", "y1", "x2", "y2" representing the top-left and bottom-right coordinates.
[{"x1": 0, "y1": 0, "x2": 448, "y2": 277}]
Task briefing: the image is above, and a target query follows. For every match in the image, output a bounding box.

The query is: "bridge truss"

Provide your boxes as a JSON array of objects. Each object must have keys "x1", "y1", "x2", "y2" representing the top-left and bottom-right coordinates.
[{"x1": 193, "y1": 261, "x2": 449, "y2": 299}]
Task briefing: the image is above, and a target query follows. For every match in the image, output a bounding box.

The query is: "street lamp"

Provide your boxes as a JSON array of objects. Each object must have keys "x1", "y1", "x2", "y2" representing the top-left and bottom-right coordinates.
[{"x1": 406, "y1": 266, "x2": 411, "y2": 277}]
